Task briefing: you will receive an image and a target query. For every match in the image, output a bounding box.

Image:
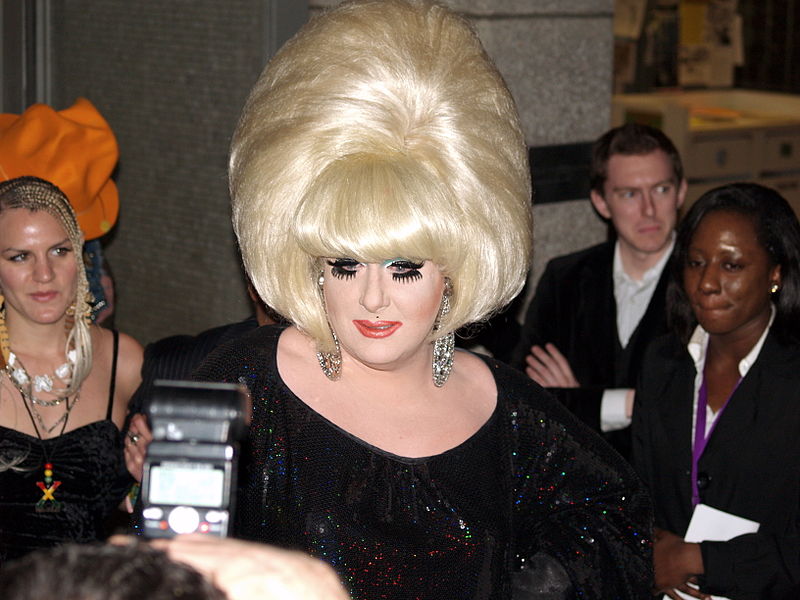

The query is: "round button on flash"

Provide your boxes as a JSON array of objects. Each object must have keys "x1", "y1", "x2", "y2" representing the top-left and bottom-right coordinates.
[{"x1": 167, "y1": 506, "x2": 201, "y2": 534}]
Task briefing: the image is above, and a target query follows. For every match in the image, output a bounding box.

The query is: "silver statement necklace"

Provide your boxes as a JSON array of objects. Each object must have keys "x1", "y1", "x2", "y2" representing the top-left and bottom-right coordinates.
[{"x1": 5, "y1": 349, "x2": 76, "y2": 407}]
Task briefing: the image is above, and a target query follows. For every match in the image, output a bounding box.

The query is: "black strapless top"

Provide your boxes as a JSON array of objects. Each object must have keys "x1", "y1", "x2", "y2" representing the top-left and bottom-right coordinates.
[
  {"x1": 0, "y1": 330, "x2": 130, "y2": 565},
  {"x1": 0, "y1": 420, "x2": 130, "y2": 563}
]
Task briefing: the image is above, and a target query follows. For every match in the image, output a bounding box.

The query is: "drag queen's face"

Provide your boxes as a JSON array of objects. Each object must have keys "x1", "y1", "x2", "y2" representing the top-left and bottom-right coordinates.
[{"x1": 321, "y1": 258, "x2": 445, "y2": 374}]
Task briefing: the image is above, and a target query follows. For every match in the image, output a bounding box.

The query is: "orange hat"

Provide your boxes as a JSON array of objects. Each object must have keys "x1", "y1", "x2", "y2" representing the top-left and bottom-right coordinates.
[{"x1": 0, "y1": 98, "x2": 119, "y2": 240}]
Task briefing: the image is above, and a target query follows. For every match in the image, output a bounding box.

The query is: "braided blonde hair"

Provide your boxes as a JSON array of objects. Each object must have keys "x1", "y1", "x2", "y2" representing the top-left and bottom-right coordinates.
[{"x1": 0, "y1": 176, "x2": 93, "y2": 396}]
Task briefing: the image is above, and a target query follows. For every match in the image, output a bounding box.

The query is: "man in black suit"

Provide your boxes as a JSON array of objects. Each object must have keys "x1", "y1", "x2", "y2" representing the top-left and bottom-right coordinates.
[
  {"x1": 127, "y1": 285, "x2": 281, "y2": 417},
  {"x1": 512, "y1": 123, "x2": 686, "y2": 458}
]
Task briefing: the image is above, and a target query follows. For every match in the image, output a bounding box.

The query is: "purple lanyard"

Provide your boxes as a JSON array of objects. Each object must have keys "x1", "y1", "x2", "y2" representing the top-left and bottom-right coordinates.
[{"x1": 691, "y1": 374, "x2": 741, "y2": 506}]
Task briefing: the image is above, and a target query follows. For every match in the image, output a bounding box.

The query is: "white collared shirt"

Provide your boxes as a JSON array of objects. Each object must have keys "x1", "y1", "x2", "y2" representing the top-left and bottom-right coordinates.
[
  {"x1": 601, "y1": 236, "x2": 674, "y2": 432},
  {"x1": 613, "y1": 236, "x2": 675, "y2": 348},
  {"x1": 687, "y1": 305, "x2": 775, "y2": 440}
]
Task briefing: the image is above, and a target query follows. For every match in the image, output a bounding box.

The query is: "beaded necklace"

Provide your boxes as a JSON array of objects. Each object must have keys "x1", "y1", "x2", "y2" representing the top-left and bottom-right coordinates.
[
  {"x1": 6, "y1": 349, "x2": 77, "y2": 406},
  {"x1": 0, "y1": 306, "x2": 79, "y2": 509}
]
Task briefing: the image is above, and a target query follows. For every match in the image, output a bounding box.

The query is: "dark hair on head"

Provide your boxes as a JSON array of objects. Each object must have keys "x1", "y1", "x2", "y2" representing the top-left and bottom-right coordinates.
[
  {"x1": 590, "y1": 123, "x2": 684, "y2": 195},
  {"x1": 0, "y1": 541, "x2": 227, "y2": 600},
  {"x1": 667, "y1": 182, "x2": 800, "y2": 344}
]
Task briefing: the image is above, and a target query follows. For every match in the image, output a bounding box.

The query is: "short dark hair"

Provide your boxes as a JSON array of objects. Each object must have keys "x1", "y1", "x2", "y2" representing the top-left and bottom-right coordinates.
[
  {"x1": 590, "y1": 123, "x2": 684, "y2": 195},
  {"x1": 0, "y1": 542, "x2": 226, "y2": 600},
  {"x1": 667, "y1": 182, "x2": 800, "y2": 344}
]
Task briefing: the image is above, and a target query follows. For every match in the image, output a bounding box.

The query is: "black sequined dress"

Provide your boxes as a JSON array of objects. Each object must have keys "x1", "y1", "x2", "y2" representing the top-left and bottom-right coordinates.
[{"x1": 196, "y1": 325, "x2": 652, "y2": 599}]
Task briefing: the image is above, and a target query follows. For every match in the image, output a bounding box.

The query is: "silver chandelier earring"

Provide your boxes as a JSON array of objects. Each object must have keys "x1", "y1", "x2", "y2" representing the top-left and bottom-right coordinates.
[
  {"x1": 316, "y1": 270, "x2": 342, "y2": 381},
  {"x1": 317, "y1": 327, "x2": 342, "y2": 381},
  {"x1": 432, "y1": 278, "x2": 454, "y2": 387}
]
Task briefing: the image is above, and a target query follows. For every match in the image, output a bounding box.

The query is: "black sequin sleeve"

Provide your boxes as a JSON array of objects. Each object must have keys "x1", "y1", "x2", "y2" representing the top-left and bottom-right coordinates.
[{"x1": 494, "y1": 359, "x2": 654, "y2": 598}]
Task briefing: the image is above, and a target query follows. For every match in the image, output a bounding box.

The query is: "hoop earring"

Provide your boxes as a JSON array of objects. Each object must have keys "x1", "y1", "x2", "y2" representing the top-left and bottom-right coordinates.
[{"x1": 432, "y1": 278, "x2": 454, "y2": 387}]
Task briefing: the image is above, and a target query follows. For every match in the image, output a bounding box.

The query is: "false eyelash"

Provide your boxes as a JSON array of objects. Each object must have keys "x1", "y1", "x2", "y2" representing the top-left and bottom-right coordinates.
[
  {"x1": 327, "y1": 258, "x2": 359, "y2": 280},
  {"x1": 393, "y1": 270, "x2": 422, "y2": 282},
  {"x1": 388, "y1": 260, "x2": 423, "y2": 283}
]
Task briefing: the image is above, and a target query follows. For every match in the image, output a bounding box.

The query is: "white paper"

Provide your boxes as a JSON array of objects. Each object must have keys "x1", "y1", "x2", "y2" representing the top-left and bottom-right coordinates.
[
  {"x1": 664, "y1": 504, "x2": 759, "y2": 600},
  {"x1": 684, "y1": 503, "x2": 759, "y2": 542}
]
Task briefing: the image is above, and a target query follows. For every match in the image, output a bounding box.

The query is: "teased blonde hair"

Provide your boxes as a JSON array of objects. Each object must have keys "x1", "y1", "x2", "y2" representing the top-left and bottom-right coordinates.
[{"x1": 230, "y1": 0, "x2": 532, "y2": 352}]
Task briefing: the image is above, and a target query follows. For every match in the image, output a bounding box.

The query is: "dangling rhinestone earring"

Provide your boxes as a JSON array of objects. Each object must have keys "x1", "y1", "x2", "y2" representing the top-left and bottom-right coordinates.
[
  {"x1": 317, "y1": 327, "x2": 342, "y2": 381},
  {"x1": 432, "y1": 278, "x2": 454, "y2": 387},
  {"x1": 770, "y1": 282, "x2": 780, "y2": 294},
  {"x1": 316, "y1": 270, "x2": 342, "y2": 381}
]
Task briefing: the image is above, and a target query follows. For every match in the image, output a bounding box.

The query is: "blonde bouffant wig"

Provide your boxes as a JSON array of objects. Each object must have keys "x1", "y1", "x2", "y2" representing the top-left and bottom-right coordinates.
[{"x1": 230, "y1": 0, "x2": 532, "y2": 353}]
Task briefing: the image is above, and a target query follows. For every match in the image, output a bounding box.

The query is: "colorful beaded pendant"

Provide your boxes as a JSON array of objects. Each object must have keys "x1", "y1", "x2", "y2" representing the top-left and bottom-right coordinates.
[{"x1": 35, "y1": 461, "x2": 63, "y2": 513}]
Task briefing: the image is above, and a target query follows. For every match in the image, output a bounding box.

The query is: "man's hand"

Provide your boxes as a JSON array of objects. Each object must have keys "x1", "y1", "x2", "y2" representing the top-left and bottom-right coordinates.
[
  {"x1": 124, "y1": 413, "x2": 153, "y2": 484},
  {"x1": 524, "y1": 343, "x2": 580, "y2": 388}
]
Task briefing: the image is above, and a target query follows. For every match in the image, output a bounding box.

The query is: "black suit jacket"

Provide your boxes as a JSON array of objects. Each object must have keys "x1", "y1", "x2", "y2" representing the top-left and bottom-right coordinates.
[
  {"x1": 511, "y1": 241, "x2": 670, "y2": 456},
  {"x1": 633, "y1": 332, "x2": 800, "y2": 599},
  {"x1": 127, "y1": 317, "x2": 260, "y2": 417}
]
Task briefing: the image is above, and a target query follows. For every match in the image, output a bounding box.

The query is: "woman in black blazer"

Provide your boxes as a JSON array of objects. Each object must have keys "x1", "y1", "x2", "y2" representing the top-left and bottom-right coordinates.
[{"x1": 633, "y1": 183, "x2": 800, "y2": 600}]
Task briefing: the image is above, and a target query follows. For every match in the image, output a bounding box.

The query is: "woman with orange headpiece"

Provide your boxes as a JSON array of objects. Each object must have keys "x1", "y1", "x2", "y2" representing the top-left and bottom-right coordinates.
[{"x1": 0, "y1": 100, "x2": 143, "y2": 564}]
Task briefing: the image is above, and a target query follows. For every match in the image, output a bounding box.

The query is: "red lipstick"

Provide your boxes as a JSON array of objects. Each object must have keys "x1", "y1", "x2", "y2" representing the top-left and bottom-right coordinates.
[{"x1": 353, "y1": 320, "x2": 402, "y2": 338}]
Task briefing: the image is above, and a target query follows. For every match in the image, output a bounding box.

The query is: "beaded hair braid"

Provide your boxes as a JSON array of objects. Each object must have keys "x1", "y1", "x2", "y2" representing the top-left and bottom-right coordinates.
[{"x1": 0, "y1": 176, "x2": 93, "y2": 396}]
